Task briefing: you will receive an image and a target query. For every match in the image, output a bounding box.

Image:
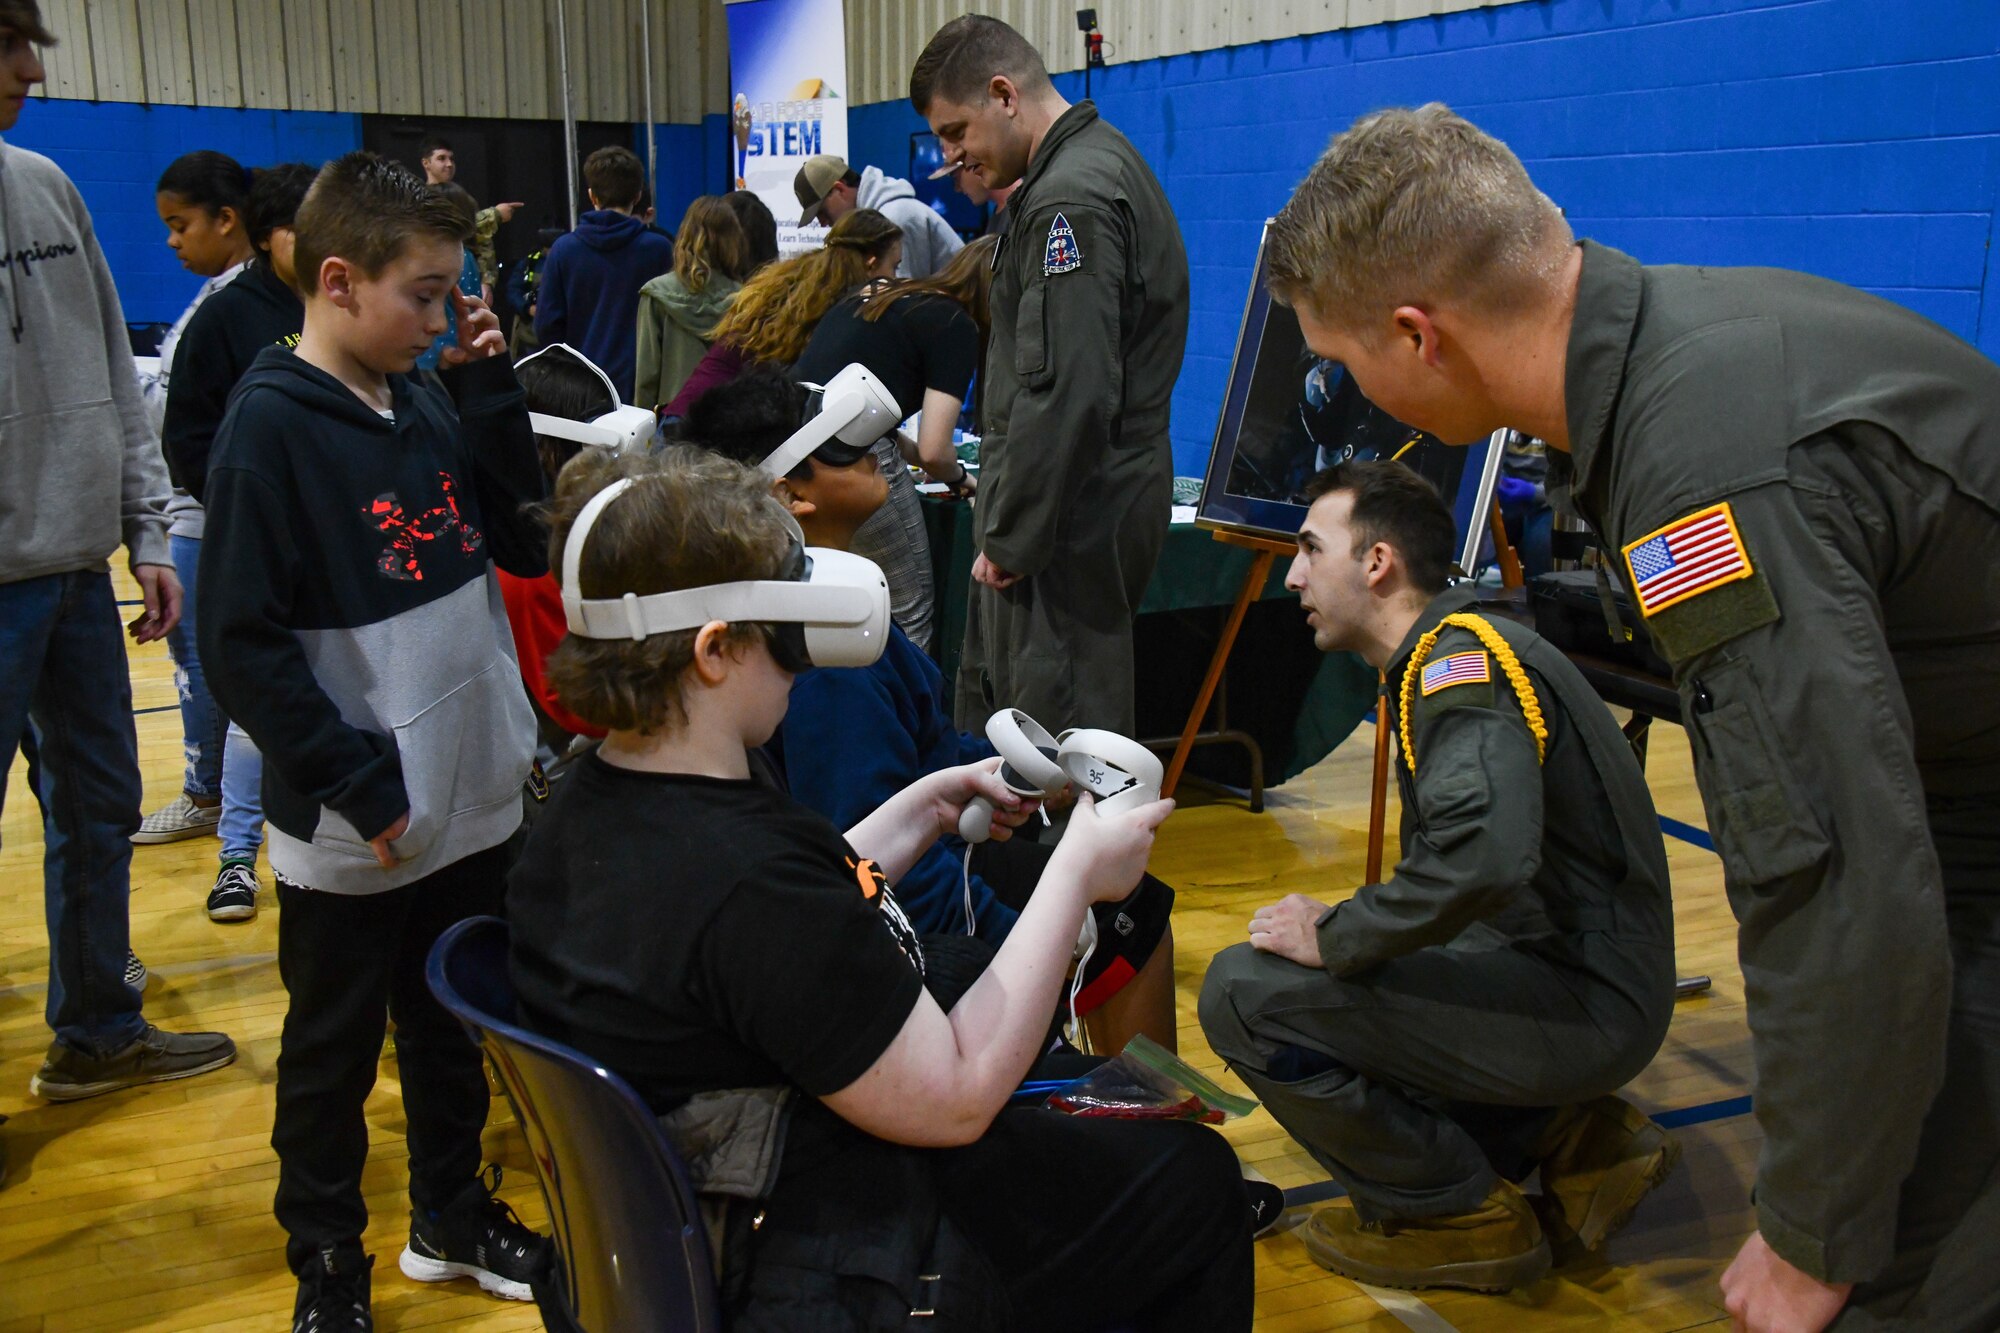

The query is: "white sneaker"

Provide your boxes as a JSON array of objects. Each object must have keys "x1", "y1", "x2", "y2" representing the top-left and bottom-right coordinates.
[{"x1": 131, "y1": 793, "x2": 221, "y2": 844}]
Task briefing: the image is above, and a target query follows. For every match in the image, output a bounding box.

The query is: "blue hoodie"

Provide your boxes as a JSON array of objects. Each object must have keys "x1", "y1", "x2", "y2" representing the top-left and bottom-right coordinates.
[
  {"x1": 764, "y1": 624, "x2": 1012, "y2": 939},
  {"x1": 533, "y1": 209, "x2": 674, "y2": 402}
]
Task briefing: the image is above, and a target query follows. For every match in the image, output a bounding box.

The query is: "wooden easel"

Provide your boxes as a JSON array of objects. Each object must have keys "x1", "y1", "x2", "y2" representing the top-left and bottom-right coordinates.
[
  {"x1": 1159, "y1": 528, "x2": 1296, "y2": 802},
  {"x1": 1162, "y1": 483, "x2": 1525, "y2": 829}
]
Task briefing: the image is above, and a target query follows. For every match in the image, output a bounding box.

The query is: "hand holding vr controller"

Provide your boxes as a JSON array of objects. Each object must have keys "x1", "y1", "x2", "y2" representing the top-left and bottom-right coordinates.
[
  {"x1": 955, "y1": 709, "x2": 1172, "y2": 973},
  {"x1": 958, "y1": 708, "x2": 1168, "y2": 843}
]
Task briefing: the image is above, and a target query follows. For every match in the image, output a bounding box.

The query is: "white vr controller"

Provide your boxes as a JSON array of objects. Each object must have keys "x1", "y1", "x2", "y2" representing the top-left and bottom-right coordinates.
[{"x1": 957, "y1": 709, "x2": 1166, "y2": 844}]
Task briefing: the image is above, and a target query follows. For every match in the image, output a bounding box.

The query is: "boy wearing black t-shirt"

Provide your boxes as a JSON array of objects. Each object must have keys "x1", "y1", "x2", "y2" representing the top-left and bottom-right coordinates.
[
  {"x1": 509, "y1": 447, "x2": 1253, "y2": 1330},
  {"x1": 200, "y1": 153, "x2": 551, "y2": 1331}
]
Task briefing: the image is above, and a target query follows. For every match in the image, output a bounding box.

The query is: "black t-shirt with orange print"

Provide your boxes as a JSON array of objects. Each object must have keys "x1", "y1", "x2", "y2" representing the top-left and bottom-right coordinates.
[{"x1": 506, "y1": 751, "x2": 927, "y2": 1113}]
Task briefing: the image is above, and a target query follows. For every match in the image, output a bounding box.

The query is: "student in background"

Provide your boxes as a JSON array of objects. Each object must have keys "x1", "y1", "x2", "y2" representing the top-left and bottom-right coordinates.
[
  {"x1": 165, "y1": 160, "x2": 315, "y2": 923},
  {"x1": 633, "y1": 185, "x2": 675, "y2": 248},
  {"x1": 795, "y1": 152, "x2": 965, "y2": 278},
  {"x1": 1, "y1": 0, "x2": 238, "y2": 1104},
  {"x1": 199, "y1": 151, "x2": 550, "y2": 1330},
  {"x1": 132, "y1": 150, "x2": 256, "y2": 852},
  {"x1": 500, "y1": 344, "x2": 614, "y2": 754},
  {"x1": 503, "y1": 244, "x2": 548, "y2": 359},
  {"x1": 955, "y1": 165, "x2": 1017, "y2": 237},
  {"x1": 662, "y1": 207, "x2": 902, "y2": 420},
  {"x1": 724, "y1": 188, "x2": 780, "y2": 274},
  {"x1": 634, "y1": 195, "x2": 750, "y2": 413},
  {"x1": 414, "y1": 182, "x2": 482, "y2": 373},
  {"x1": 794, "y1": 236, "x2": 999, "y2": 652},
  {"x1": 534, "y1": 145, "x2": 675, "y2": 403}
]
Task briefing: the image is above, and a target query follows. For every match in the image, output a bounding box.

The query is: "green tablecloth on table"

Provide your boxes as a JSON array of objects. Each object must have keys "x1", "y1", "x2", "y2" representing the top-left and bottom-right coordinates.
[{"x1": 920, "y1": 497, "x2": 1376, "y2": 785}]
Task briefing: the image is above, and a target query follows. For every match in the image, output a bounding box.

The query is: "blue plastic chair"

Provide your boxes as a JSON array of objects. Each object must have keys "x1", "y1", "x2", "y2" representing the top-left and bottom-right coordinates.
[{"x1": 426, "y1": 916, "x2": 723, "y2": 1333}]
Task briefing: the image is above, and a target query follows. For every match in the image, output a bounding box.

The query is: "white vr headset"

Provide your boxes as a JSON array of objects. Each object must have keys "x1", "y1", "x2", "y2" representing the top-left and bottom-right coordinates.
[
  {"x1": 760, "y1": 362, "x2": 904, "y2": 478},
  {"x1": 518, "y1": 343, "x2": 658, "y2": 454},
  {"x1": 559, "y1": 478, "x2": 892, "y2": 670}
]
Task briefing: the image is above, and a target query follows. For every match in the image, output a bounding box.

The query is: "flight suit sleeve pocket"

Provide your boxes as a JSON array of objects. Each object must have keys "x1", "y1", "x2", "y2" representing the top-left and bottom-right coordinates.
[
  {"x1": 1013, "y1": 281, "x2": 1051, "y2": 387},
  {"x1": 1682, "y1": 656, "x2": 1830, "y2": 886},
  {"x1": 1419, "y1": 764, "x2": 1492, "y2": 830}
]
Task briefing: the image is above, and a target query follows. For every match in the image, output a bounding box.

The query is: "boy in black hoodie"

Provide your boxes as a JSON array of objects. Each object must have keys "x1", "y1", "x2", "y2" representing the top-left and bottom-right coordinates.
[{"x1": 198, "y1": 152, "x2": 551, "y2": 1333}]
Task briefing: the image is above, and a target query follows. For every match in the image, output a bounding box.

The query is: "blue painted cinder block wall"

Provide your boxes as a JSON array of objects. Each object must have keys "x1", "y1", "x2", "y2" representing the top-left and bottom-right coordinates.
[
  {"x1": 4, "y1": 102, "x2": 360, "y2": 324},
  {"x1": 1, "y1": 102, "x2": 728, "y2": 327},
  {"x1": 638, "y1": 113, "x2": 736, "y2": 230},
  {"x1": 850, "y1": 0, "x2": 2000, "y2": 476}
]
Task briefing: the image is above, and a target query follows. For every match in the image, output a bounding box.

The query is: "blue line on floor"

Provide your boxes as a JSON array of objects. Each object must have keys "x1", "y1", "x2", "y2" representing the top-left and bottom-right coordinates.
[
  {"x1": 1277, "y1": 1092, "x2": 1755, "y2": 1210},
  {"x1": 133, "y1": 704, "x2": 178, "y2": 716},
  {"x1": 1658, "y1": 815, "x2": 1715, "y2": 852},
  {"x1": 1653, "y1": 1094, "x2": 1752, "y2": 1130}
]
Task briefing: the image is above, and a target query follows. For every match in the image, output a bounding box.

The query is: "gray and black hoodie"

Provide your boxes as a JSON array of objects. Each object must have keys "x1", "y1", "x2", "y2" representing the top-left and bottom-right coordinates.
[
  {"x1": 198, "y1": 348, "x2": 547, "y2": 894},
  {"x1": 0, "y1": 135, "x2": 172, "y2": 581}
]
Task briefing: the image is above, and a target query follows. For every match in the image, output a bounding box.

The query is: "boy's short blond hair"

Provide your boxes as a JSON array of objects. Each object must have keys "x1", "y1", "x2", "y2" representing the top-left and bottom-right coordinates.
[
  {"x1": 544, "y1": 446, "x2": 794, "y2": 736},
  {"x1": 1266, "y1": 104, "x2": 1571, "y2": 334}
]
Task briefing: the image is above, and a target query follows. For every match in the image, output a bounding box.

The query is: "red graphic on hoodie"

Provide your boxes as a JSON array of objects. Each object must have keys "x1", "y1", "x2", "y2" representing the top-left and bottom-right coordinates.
[{"x1": 364, "y1": 472, "x2": 484, "y2": 581}]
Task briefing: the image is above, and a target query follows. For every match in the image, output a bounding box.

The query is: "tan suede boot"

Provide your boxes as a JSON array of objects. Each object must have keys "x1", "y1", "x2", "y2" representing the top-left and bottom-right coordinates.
[
  {"x1": 1300, "y1": 1179, "x2": 1552, "y2": 1292},
  {"x1": 1534, "y1": 1095, "x2": 1681, "y2": 1251}
]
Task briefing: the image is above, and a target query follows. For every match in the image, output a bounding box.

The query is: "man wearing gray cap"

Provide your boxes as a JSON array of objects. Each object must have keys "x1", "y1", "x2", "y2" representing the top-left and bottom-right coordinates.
[{"x1": 795, "y1": 153, "x2": 963, "y2": 278}]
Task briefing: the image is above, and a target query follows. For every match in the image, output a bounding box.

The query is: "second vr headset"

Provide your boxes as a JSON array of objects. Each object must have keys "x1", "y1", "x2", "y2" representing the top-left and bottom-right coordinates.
[
  {"x1": 518, "y1": 343, "x2": 660, "y2": 454},
  {"x1": 760, "y1": 362, "x2": 904, "y2": 477},
  {"x1": 560, "y1": 477, "x2": 891, "y2": 671}
]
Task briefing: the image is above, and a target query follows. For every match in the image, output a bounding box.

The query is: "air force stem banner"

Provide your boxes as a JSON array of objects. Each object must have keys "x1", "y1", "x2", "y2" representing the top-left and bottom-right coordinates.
[{"x1": 726, "y1": 0, "x2": 849, "y2": 255}]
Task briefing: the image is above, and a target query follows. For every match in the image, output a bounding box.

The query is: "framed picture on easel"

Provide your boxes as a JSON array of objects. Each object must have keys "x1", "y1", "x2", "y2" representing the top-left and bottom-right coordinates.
[{"x1": 1196, "y1": 221, "x2": 1505, "y2": 577}]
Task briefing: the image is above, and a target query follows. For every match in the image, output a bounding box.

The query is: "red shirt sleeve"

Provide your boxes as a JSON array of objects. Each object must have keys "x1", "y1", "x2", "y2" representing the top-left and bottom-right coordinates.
[{"x1": 499, "y1": 570, "x2": 608, "y2": 740}]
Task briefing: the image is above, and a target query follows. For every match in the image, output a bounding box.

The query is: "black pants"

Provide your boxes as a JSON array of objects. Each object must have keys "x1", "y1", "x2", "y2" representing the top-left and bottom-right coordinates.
[
  {"x1": 271, "y1": 841, "x2": 509, "y2": 1274},
  {"x1": 939, "y1": 1109, "x2": 1253, "y2": 1332},
  {"x1": 735, "y1": 1101, "x2": 1252, "y2": 1332}
]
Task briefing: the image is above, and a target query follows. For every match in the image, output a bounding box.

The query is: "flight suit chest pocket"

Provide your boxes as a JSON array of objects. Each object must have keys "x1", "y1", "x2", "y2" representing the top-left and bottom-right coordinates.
[
  {"x1": 1681, "y1": 655, "x2": 1831, "y2": 887},
  {"x1": 1013, "y1": 281, "x2": 1051, "y2": 387}
]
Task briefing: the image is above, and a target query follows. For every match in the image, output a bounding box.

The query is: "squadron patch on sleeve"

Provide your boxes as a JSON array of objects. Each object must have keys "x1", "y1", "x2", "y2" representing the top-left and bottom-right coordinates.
[
  {"x1": 1043, "y1": 212, "x2": 1082, "y2": 275},
  {"x1": 1622, "y1": 502, "x2": 1753, "y2": 616},
  {"x1": 1420, "y1": 651, "x2": 1491, "y2": 697}
]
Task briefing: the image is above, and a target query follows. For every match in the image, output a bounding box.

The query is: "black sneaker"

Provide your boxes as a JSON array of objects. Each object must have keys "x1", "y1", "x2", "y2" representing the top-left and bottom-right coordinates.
[
  {"x1": 399, "y1": 1165, "x2": 550, "y2": 1301},
  {"x1": 293, "y1": 1245, "x2": 373, "y2": 1332},
  {"x1": 124, "y1": 950, "x2": 147, "y2": 992},
  {"x1": 30, "y1": 1024, "x2": 236, "y2": 1101},
  {"x1": 207, "y1": 861, "x2": 259, "y2": 922},
  {"x1": 1246, "y1": 1178, "x2": 1289, "y2": 1239}
]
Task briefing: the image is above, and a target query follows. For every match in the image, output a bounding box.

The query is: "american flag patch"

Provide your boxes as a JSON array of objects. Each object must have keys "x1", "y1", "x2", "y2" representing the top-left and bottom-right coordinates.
[
  {"x1": 1622, "y1": 503, "x2": 1754, "y2": 616},
  {"x1": 1420, "y1": 651, "x2": 1490, "y2": 696}
]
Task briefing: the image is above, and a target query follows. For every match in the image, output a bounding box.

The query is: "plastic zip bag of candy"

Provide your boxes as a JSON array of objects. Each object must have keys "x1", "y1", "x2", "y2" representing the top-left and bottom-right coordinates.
[{"x1": 1039, "y1": 1035, "x2": 1259, "y2": 1123}]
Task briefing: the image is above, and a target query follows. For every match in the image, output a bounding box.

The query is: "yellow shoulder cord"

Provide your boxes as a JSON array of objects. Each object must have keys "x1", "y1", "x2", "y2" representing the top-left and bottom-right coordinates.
[{"x1": 1398, "y1": 613, "x2": 1549, "y2": 771}]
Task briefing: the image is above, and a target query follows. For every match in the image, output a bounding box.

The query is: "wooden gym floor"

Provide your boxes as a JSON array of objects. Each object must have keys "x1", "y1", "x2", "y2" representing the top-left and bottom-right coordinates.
[{"x1": 0, "y1": 571, "x2": 1755, "y2": 1331}]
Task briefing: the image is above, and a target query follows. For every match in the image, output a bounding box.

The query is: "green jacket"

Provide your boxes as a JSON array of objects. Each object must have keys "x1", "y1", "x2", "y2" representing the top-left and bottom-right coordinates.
[
  {"x1": 635, "y1": 271, "x2": 739, "y2": 412},
  {"x1": 1320, "y1": 587, "x2": 1674, "y2": 987},
  {"x1": 978, "y1": 101, "x2": 1188, "y2": 579},
  {"x1": 1556, "y1": 240, "x2": 2000, "y2": 1285}
]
